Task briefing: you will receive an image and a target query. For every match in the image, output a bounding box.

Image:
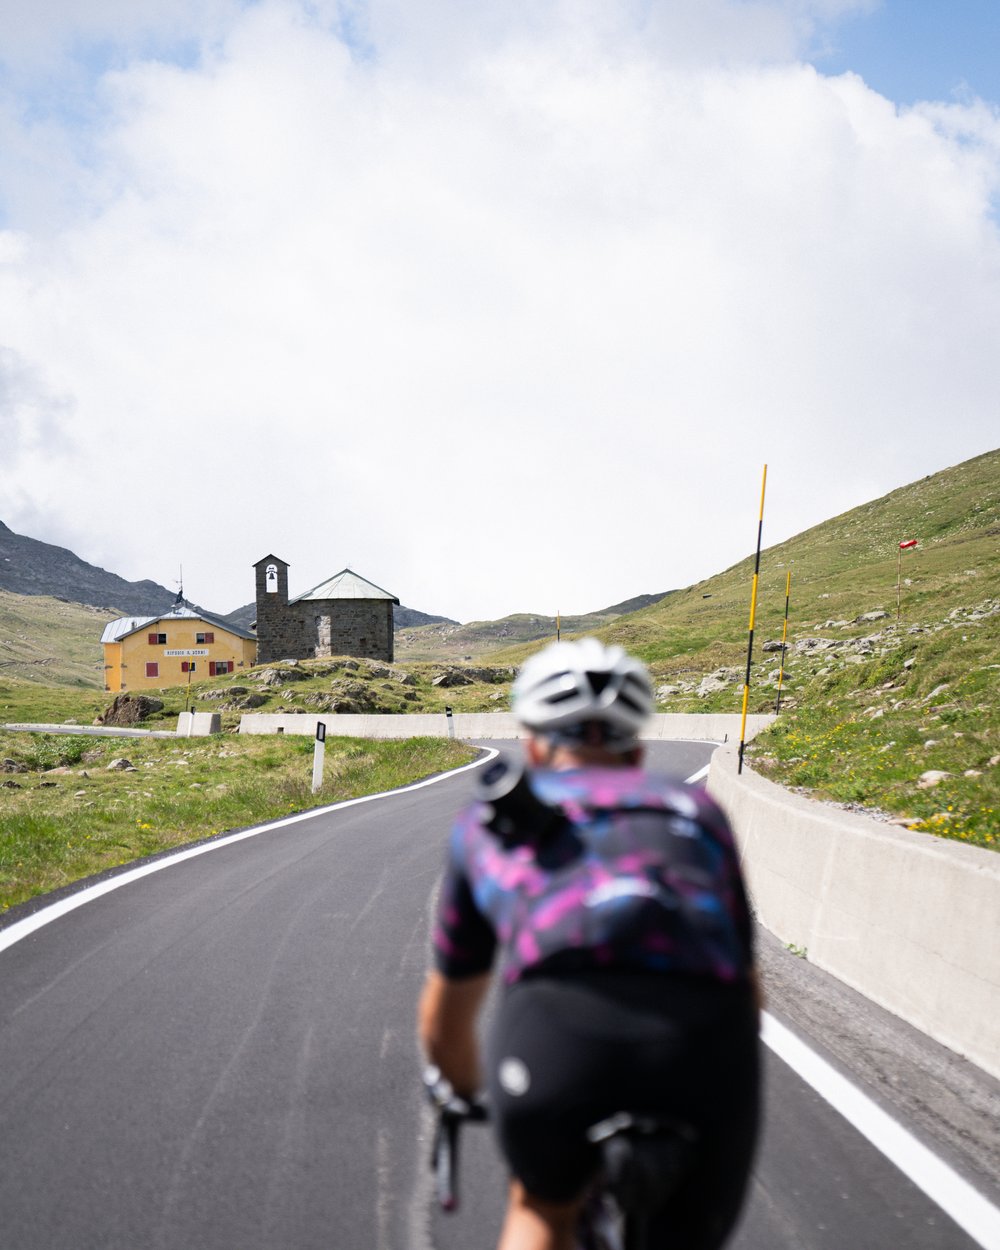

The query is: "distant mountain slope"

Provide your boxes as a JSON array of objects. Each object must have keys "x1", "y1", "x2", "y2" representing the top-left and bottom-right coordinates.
[
  {"x1": 0, "y1": 521, "x2": 178, "y2": 616},
  {"x1": 394, "y1": 593, "x2": 672, "y2": 663}
]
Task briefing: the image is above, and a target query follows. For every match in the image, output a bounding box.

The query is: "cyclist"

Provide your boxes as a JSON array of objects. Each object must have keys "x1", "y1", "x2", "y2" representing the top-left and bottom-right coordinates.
[{"x1": 418, "y1": 638, "x2": 761, "y2": 1250}]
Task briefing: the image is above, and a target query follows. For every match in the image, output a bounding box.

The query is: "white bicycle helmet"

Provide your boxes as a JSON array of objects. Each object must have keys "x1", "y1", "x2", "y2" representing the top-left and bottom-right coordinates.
[{"x1": 512, "y1": 638, "x2": 653, "y2": 749}]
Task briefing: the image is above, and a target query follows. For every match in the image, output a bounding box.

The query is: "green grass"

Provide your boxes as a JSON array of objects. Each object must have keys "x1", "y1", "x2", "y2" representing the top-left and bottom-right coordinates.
[{"x1": 0, "y1": 730, "x2": 476, "y2": 913}]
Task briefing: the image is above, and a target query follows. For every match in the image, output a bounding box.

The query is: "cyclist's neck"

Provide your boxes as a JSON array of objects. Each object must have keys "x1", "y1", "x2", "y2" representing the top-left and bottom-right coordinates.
[{"x1": 525, "y1": 735, "x2": 644, "y2": 772}]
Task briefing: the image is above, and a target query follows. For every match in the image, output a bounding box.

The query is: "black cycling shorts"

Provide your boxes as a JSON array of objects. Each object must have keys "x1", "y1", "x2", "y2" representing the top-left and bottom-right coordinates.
[{"x1": 485, "y1": 971, "x2": 760, "y2": 1249}]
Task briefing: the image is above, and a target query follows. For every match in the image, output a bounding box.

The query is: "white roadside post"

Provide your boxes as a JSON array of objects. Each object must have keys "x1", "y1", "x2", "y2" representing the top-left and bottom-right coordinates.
[
  {"x1": 311, "y1": 721, "x2": 326, "y2": 794},
  {"x1": 445, "y1": 706, "x2": 455, "y2": 739}
]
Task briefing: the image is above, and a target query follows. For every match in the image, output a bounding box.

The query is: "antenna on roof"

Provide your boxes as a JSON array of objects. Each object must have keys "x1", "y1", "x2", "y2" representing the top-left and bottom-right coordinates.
[{"x1": 175, "y1": 565, "x2": 184, "y2": 607}]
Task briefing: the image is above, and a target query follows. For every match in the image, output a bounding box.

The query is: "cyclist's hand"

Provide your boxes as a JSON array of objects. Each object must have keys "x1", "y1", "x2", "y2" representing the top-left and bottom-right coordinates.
[{"x1": 423, "y1": 1065, "x2": 488, "y2": 1120}]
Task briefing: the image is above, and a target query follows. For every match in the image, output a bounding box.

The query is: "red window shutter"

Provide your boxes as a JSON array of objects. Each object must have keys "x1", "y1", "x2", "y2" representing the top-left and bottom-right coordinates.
[
  {"x1": 205, "y1": 632, "x2": 215, "y2": 644},
  {"x1": 146, "y1": 662, "x2": 158, "y2": 678},
  {"x1": 209, "y1": 661, "x2": 217, "y2": 676},
  {"x1": 148, "y1": 633, "x2": 158, "y2": 645},
  {"x1": 181, "y1": 661, "x2": 189, "y2": 673}
]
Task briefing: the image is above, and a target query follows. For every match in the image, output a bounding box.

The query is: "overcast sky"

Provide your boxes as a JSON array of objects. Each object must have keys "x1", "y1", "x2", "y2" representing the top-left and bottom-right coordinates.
[{"x1": 1, "y1": 1, "x2": 998, "y2": 622}]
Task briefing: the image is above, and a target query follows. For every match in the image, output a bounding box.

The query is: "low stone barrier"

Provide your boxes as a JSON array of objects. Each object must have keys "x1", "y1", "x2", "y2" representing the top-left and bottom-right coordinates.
[
  {"x1": 237, "y1": 711, "x2": 775, "y2": 741},
  {"x1": 707, "y1": 744, "x2": 1000, "y2": 1081}
]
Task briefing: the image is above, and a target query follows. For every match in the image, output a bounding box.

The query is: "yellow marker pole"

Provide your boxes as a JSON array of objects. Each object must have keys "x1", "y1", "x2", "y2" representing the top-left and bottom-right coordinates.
[
  {"x1": 556, "y1": 610, "x2": 561, "y2": 642},
  {"x1": 775, "y1": 571, "x2": 791, "y2": 715},
  {"x1": 738, "y1": 466, "x2": 767, "y2": 774}
]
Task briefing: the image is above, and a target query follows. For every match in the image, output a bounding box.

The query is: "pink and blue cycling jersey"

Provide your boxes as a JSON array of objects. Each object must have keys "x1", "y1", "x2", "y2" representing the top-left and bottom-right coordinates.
[{"x1": 433, "y1": 766, "x2": 754, "y2": 987}]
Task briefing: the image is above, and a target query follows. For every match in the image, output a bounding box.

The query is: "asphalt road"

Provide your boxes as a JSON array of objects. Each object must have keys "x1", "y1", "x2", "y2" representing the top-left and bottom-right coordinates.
[{"x1": 0, "y1": 740, "x2": 996, "y2": 1249}]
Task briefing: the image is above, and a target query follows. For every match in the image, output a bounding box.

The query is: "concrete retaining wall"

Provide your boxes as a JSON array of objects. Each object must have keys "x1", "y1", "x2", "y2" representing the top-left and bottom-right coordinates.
[
  {"x1": 707, "y1": 744, "x2": 1000, "y2": 1081},
  {"x1": 175, "y1": 712, "x2": 222, "y2": 737},
  {"x1": 238, "y1": 712, "x2": 775, "y2": 741}
]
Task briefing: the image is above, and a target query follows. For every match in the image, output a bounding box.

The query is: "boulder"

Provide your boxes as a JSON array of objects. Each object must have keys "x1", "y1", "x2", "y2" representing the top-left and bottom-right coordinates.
[{"x1": 99, "y1": 694, "x2": 164, "y2": 726}]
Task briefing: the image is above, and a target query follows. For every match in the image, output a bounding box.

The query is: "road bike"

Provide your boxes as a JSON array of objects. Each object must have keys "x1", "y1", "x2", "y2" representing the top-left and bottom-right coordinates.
[{"x1": 424, "y1": 1066, "x2": 696, "y2": 1250}]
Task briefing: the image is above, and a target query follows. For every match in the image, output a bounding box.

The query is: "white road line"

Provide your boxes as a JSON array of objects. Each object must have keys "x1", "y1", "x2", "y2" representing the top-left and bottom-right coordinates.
[
  {"x1": 683, "y1": 763, "x2": 711, "y2": 784},
  {"x1": 762, "y1": 1012, "x2": 1000, "y2": 1250},
  {"x1": 0, "y1": 749, "x2": 499, "y2": 958}
]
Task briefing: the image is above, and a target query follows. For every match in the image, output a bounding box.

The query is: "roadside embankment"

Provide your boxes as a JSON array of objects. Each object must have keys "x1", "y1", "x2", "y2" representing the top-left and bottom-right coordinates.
[
  {"x1": 237, "y1": 711, "x2": 776, "y2": 741},
  {"x1": 708, "y1": 744, "x2": 1000, "y2": 1082}
]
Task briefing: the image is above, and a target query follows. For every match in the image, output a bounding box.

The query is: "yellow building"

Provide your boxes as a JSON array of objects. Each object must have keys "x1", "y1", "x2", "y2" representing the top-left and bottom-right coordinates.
[{"x1": 102, "y1": 604, "x2": 257, "y2": 692}]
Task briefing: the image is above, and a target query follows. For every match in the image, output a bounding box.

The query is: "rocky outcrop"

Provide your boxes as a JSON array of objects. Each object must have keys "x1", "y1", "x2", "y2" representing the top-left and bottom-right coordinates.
[{"x1": 98, "y1": 694, "x2": 165, "y2": 725}]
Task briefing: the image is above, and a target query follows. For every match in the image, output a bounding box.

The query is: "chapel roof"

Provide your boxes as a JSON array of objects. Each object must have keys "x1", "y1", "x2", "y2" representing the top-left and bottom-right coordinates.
[{"x1": 289, "y1": 568, "x2": 399, "y2": 605}]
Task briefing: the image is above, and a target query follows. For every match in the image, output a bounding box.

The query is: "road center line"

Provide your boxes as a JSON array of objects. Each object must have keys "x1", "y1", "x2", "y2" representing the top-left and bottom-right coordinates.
[{"x1": 762, "y1": 1012, "x2": 1000, "y2": 1249}]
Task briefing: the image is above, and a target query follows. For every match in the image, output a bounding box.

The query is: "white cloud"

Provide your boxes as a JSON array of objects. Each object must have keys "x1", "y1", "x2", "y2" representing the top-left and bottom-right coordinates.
[{"x1": 1, "y1": 0, "x2": 998, "y2": 621}]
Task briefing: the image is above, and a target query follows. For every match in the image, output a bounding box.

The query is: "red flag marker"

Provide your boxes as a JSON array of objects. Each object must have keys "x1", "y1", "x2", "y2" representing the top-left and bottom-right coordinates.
[{"x1": 899, "y1": 539, "x2": 918, "y2": 549}]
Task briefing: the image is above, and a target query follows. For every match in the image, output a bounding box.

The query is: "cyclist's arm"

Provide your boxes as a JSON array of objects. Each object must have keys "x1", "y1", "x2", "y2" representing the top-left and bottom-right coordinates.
[{"x1": 418, "y1": 968, "x2": 491, "y2": 1097}]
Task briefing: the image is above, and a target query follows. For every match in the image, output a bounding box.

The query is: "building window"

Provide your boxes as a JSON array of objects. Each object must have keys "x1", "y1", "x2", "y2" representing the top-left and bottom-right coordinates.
[
  {"x1": 148, "y1": 632, "x2": 167, "y2": 645},
  {"x1": 181, "y1": 661, "x2": 197, "y2": 673},
  {"x1": 146, "y1": 662, "x2": 159, "y2": 678},
  {"x1": 196, "y1": 632, "x2": 215, "y2": 644},
  {"x1": 209, "y1": 660, "x2": 234, "y2": 676}
]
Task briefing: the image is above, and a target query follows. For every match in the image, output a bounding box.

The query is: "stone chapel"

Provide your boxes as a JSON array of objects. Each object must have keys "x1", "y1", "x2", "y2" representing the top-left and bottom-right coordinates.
[{"x1": 253, "y1": 555, "x2": 399, "y2": 664}]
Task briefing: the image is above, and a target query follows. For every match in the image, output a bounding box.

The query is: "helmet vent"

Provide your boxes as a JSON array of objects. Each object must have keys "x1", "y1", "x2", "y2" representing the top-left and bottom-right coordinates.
[{"x1": 587, "y1": 671, "x2": 613, "y2": 697}]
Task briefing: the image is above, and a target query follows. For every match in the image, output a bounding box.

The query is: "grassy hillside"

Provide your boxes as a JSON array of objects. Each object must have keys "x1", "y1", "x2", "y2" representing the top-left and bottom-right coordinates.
[
  {"x1": 555, "y1": 448, "x2": 1000, "y2": 851},
  {"x1": 0, "y1": 591, "x2": 114, "y2": 689}
]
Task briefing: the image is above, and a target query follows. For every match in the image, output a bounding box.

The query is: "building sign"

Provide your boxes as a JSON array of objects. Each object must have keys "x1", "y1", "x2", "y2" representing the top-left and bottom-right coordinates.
[{"x1": 164, "y1": 649, "x2": 210, "y2": 657}]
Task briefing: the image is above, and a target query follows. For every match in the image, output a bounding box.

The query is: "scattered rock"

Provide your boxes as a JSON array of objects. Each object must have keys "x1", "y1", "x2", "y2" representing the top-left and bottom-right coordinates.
[
  {"x1": 226, "y1": 692, "x2": 268, "y2": 710},
  {"x1": 2, "y1": 779, "x2": 22, "y2": 789},
  {"x1": 432, "y1": 670, "x2": 474, "y2": 688},
  {"x1": 964, "y1": 770, "x2": 982, "y2": 778},
  {"x1": 697, "y1": 668, "x2": 741, "y2": 697},
  {"x1": 99, "y1": 694, "x2": 164, "y2": 726},
  {"x1": 855, "y1": 610, "x2": 890, "y2": 623},
  {"x1": 257, "y1": 667, "x2": 309, "y2": 687},
  {"x1": 106, "y1": 758, "x2": 137, "y2": 772},
  {"x1": 656, "y1": 683, "x2": 689, "y2": 698},
  {"x1": 916, "y1": 770, "x2": 950, "y2": 789},
  {"x1": 1, "y1": 759, "x2": 27, "y2": 773}
]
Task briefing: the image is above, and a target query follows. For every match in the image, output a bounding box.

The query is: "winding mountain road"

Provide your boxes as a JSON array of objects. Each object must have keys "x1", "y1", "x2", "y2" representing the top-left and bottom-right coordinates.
[{"x1": 1, "y1": 741, "x2": 996, "y2": 1249}]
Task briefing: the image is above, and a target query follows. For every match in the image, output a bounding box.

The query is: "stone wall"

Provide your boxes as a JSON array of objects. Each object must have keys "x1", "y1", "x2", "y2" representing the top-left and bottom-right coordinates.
[{"x1": 253, "y1": 557, "x2": 394, "y2": 663}]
